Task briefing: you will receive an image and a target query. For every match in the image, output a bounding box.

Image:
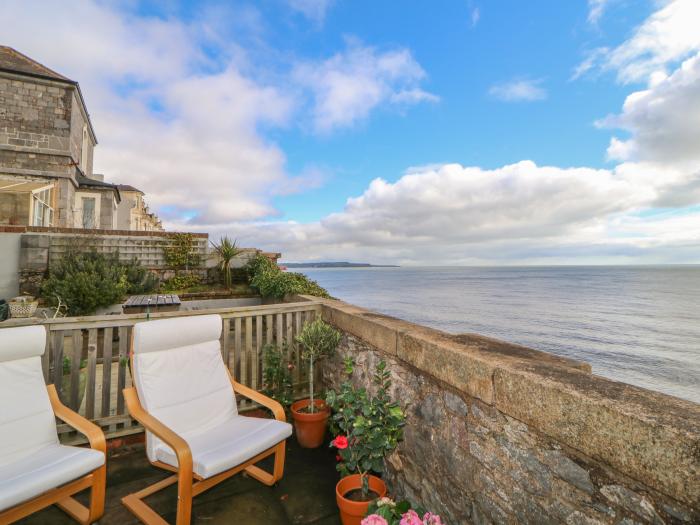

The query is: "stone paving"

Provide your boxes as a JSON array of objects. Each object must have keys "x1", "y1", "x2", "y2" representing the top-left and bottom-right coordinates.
[{"x1": 18, "y1": 438, "x2": 342, "y2": 525}]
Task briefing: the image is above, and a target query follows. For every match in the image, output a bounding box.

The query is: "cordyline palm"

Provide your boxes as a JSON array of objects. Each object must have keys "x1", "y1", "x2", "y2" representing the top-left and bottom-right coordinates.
[{"x1": 211, "y1": 236, "x2": 241, "y2": 289}]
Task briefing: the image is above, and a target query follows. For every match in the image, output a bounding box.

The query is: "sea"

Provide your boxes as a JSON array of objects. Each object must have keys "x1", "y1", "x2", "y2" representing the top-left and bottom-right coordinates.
[{"x1": 297, "y1": 266, "x2": 700, "y2": 404}]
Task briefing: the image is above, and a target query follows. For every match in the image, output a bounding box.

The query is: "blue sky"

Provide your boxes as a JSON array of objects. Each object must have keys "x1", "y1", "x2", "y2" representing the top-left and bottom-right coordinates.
[
  {"x1": 3, "y1": 0, "x2": 700, "y2": 264},
  {"x1": 137, "y1": 0, "x2": 651, "y2": 222}
]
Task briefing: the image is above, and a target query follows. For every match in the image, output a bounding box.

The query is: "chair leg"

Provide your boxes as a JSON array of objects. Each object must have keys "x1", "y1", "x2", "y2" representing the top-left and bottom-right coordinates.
[
  {"x1": 87, "y1": 464, "x2": 106, "y2": 523},
  {"x1": 175, "y1": 468, "x2": 193, "y2": 525},
  {"x1": 123, "y1": 441, "x2": 286, "y2": 525},
  {"x1": 244, "y1": 440, "x2": 286, "y2": 486},
  {"x1": 122, "y1": 475, "x2": 179, "y2": 525}
]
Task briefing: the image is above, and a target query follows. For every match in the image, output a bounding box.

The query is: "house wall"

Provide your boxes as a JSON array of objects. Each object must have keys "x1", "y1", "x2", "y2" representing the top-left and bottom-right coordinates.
[
  {"x1": 0, "y1": 233, "x2": 22, "y2": 299},
  {"x1": 100, "y1": 191, "x2": 116, "y2": 229},
  {"x1": 69, "y1": 90, "x2": 95, "y2": 176},
  {"x1": 0, "y1": 192, "x2": 30, "y2": 225},
  {"x1": 318, "y1": 298, "x2": 699, "y2": 525},
  {"x1": 55, "y1": 177, "x2": 76, "y2": 227},
  {"x1": 0, "y1": 73, "x2": 95, "y2": 228},
  {"x1": 115, "y1": 192, "x2": 135, "y2": 230},
  {"x1": 0, "y1": 75, "x2": 73, "y2": 154}
]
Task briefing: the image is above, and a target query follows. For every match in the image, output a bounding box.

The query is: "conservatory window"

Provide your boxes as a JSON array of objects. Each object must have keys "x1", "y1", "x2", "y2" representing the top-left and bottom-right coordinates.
[{"x1": 31, "y1": 187, "x2": 54, "y2": 227}]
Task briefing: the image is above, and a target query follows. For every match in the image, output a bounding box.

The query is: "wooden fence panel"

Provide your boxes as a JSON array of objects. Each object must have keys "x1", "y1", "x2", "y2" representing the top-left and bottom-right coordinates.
[
  {"x1": 85, "y1": 330, "x2": 98, "y2": 420},
  {"x1": 1, "y1": 300, "x2": 322, "y2": 444}
]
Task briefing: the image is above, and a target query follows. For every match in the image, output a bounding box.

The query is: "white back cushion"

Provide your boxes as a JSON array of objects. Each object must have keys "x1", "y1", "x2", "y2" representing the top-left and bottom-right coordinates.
[
  {"x1": 132, "y1": 315, "x2": 236, "y2": 460},
  {"x1": 0, "y1": 326, "x2": 58, "y2": 466}
]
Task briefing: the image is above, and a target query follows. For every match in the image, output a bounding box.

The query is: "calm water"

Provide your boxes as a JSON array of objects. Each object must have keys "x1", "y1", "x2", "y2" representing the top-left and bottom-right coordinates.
[{"x1": 298, "y1": 266, "x2": 700, "y2": 403}]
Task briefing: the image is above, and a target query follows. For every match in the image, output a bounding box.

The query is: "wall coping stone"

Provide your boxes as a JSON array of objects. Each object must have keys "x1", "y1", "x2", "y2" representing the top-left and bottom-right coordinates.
[
  {"x1": 0, "y1": 226, "x2": 208, "y2": 237},
  {"x1": 300, "y1": 295, "x2": 700, "y2": 507}
]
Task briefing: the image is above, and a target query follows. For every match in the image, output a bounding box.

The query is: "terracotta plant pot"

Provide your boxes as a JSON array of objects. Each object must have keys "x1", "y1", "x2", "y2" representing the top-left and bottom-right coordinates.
[
  {"x1": 290, "y1": 399, "x2": 329, "y2": 448},
  {"x1": 335, "y1": 474, "x2": 387, "y2": 525}
]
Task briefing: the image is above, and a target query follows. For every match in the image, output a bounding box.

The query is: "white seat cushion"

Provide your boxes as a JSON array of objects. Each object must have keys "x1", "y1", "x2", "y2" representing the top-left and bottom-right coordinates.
[
  {"x1": 0, "y1": 444, "x2": 104, "y2": 511},
  {"x1": 154, "y1": 415, "x2": 292, "y2": 479}
]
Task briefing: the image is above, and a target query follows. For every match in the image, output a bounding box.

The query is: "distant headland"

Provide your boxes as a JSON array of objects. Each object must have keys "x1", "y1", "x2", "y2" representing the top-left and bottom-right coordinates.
[{"x1": 282, "y1": 261, "x2": 400, "y2": 268}]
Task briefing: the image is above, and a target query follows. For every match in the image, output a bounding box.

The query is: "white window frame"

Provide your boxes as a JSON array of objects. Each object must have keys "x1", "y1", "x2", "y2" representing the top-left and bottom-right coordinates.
[{"x1": 30, "y1": 185, "x2": 54, "y2": 227}]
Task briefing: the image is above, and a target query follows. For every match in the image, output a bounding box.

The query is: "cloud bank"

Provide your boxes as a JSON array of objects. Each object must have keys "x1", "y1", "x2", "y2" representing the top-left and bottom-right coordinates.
[
  {"x1": 2, "y1": 0, "x2": 698, "y2": 265},
  {"x1": 0, "y1": 1, "x2": 435, "y2": 223}
]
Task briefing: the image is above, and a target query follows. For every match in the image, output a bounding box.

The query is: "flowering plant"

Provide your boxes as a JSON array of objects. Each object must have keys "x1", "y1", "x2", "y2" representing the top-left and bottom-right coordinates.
[
  {"x1": 362, "y1": 498, "x2": 445, "y2": 525},
  {"x1": 326, "y1": 358, "x2": 405, "y2": 497}
]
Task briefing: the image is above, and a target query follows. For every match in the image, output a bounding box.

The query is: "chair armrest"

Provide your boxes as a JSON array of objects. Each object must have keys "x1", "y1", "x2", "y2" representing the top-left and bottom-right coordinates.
[
  {"x1": 47, "y1": 384, "x2": 106, "y2": 454},
  {"x1": 230, "y1": 379, "x2": 287, "y2": 422},
  {"x1": 123, "y1": 387, "x2": 193, "y2": 472}
]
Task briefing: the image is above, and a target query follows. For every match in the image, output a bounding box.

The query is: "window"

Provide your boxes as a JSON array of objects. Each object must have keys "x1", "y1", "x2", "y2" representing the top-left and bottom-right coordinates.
[
  {"x1": 31, "y1": 187, "x2": 54, "y2": 227},
  {"x1": 82, "y1": 197, "x2": 96, "y2": 229}
]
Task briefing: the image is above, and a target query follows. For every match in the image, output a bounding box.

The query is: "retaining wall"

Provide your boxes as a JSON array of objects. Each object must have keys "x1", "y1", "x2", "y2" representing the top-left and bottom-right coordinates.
[{"x1": 314, "y1": 297, "x2": 700, "y2": 525}]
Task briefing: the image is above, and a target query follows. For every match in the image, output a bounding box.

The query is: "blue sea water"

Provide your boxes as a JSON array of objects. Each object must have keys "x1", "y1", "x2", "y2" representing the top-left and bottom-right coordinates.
[{"x1": 298, "y1": 266, "x2": 700, "y2": 403}]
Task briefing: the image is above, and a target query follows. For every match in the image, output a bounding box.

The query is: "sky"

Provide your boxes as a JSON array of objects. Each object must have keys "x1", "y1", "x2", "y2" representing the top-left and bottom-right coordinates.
[{"x1": 2, "y1": 0, "x2": 700, "y2": 265}]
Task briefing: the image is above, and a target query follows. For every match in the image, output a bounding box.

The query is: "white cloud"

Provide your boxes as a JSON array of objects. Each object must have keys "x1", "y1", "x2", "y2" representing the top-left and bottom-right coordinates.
[
  {"x1": 287, "y1": 0, "x2": 334, "y2": 24},
  {"x1": 0, "y1": 0, "x2": 301, "y2": 225},
  {"x1": 598, "y1": 53, "x2": 700, "y2": 166},
  {"x1": 208, "y1": 0, "x2": 700, "y2": 265},
  {"x1": 2, "y1": 0, "x2": 698, "y2": 264},
  {"x1": 587, "y1": 0, "x2": 611, "y2": 25},
  {"x1": 596, "y1": 51, "x2": 700, "y2": 207},
  {"x1": 293, "y1": 41, "x2": 438, "y2": 133},
  {"x1": 577, "y1": 0, "x2": 700, "y2": 83},
  {"x1": 1, "y1": 1, "x2": 435, "y2": 226},
  {"x1": 471, "y1": 7, "x2": 480, "y2": 28},
  {"x1": 488, "y1": 78, "x2": 547, "y2": 102}
]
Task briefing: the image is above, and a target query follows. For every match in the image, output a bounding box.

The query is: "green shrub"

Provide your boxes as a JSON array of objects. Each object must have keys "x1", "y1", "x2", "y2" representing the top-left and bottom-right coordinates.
[
  {"x1": 295, "y1": 318, "x2": 341, "y2": 413},
  {"x1": 160, "y1": 273, "x2": 200, "y2": 292},
  {"x1": 123, "y1": 259, "x2": 159, "y2": 294},
  {"x1": 246, "y1": 254, "x2": 330, "y2": 299},
  {"x1": 42, "y1": 251, "x2": 156, "y2": 315},
  {"x1": 261, "y1": 343, "x2": 294, "y2": 407}
]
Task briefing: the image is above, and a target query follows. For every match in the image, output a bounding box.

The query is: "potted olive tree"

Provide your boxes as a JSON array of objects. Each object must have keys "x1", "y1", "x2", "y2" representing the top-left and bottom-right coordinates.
[
  {"x1": 327, "y1": 358, "x2": 406, "y2": 525},
  {"x1": 290, "y1": 318, "x2": 341, "y2": 448}
]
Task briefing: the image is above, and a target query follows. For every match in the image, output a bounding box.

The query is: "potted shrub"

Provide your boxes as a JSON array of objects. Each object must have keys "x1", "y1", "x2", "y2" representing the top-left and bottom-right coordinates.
[
  {"x1": 326, "y1": 358, "x2": 406, "y2": 525},
  {"x1": 290, "y1": 318, "x2": 341, "y2": 448}
]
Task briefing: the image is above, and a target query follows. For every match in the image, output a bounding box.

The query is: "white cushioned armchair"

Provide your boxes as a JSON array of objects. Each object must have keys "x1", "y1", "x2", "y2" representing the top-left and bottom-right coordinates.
[
  {"x1": 0, "y1": 325, "x2": 106, "y2": 524},
  {"x1": 122, "y1": 314, "x2": 292, "y2": 525}
]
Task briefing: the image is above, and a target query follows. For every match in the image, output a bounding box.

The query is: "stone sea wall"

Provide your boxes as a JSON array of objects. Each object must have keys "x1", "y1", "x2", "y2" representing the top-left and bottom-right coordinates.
[{"x1": 314, "y1": 297, "x2": 700, "y2": 525}]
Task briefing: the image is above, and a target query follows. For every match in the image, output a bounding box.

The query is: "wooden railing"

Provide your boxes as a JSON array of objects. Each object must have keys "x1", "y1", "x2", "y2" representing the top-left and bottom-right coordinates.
[{"x1": 1, "y1": 300, "x2": 323, "y2": 443}]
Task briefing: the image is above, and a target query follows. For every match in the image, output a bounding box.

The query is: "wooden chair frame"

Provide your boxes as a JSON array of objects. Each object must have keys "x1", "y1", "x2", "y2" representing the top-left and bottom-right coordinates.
[
  {"x1": 122, "y1": 368, "x2": 288, "y2": 525},
  {"x1": 0, "y1": 385, "x2": 107, "y2": 525}
]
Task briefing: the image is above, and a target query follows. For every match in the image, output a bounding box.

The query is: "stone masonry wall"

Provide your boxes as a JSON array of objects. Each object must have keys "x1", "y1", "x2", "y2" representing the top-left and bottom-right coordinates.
[
  {"x1": 315, "y1": 298, "x2": 699, "y2": 525},
  {"x1": 15, "y1": 230, "x2": 210, "y2": 295},
  {"x1": 0, "y1": 75, "x2": 73, "y2": 152}
]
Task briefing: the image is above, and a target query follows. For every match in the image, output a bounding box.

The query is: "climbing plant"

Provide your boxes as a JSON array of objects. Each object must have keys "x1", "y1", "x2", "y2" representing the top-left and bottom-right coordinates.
[{"x1": 163, "y1": 233, "x2": 200, "y2": 269}]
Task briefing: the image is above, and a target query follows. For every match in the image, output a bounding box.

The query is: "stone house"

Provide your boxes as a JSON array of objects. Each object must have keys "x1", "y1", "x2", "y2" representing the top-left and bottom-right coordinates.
[
  {"x1": 116, "y1": 184, "x2": 163, "y2": 231},
  {"x1": 0, "y1": 46, "x2": 157, "y2": 230}
]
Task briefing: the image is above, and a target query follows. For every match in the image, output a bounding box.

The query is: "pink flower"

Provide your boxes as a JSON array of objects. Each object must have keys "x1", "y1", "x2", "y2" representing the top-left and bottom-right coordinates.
[
  {"x1": 361, "y1": 515, "x2": 388, "y2": 525},
  {"x1": 423, "y1": 513, "x2": 444, "y2": 525},
  {"x1": 399, "y1": 510, "x2": 423, "y2": 525},
  {"x1": 332, "y1": 435, "x2": 349, "y2": 449}
]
